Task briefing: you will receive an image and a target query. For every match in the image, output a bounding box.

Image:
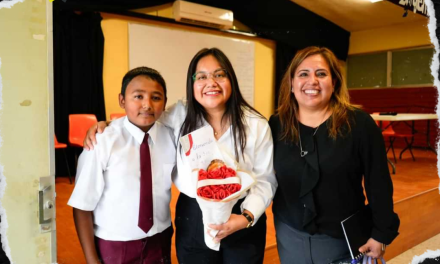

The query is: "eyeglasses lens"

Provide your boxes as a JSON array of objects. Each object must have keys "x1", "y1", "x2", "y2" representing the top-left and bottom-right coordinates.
[{"x1": 194, "y1": 69, "x2": 227, "y2": 83}]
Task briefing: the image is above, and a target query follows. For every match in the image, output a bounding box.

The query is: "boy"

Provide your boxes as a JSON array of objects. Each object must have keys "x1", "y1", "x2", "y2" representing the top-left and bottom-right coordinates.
[{"x1": 68, "y1": 67, "x2": 176, "y2": 264}]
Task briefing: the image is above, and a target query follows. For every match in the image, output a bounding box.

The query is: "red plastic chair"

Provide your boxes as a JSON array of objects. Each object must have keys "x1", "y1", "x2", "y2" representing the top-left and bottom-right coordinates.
[
  {"x1": 55, "y1": 135, "x2": 72, "y2": 184},
  {"x1": 381, "y1": 120, "x2": 415, "y2": 163},
  {"x1": 374, "y1": 113, "x2": 415, "y2": 163},
  {"x1": 69, "y1": 114, "x2": 98, "y2": 148},
  {"x1": 110, "y1": 113, "x2": 126, "y2": 120}
]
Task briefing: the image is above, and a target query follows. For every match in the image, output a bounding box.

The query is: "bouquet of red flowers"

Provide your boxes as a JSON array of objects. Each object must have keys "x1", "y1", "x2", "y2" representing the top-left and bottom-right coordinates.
[
  {"x1": 197, "y1": 160, "x2": 241, "y2": 201},
  {"x1": 193, "y1": 159, "x2": 255, "y2": 251}
]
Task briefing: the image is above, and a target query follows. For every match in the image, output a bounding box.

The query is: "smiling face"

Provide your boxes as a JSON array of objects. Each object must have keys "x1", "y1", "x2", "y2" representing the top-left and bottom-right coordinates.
[
  {"x1": 291, "y1": 54, "x2": 335, "y2": 111},
  {"x1": 193, "y1": 55, "x2": 232, "y2": 114},
  {"x1": 119, "y1": 75, "x2": 166, "y2": 132}
]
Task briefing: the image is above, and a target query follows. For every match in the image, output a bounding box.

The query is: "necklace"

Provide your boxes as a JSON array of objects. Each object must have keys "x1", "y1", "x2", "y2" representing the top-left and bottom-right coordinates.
[
  {"x1": 213, "y1": 125, "x2": 226, "y2": 137},
  {"x1": 298, "y1": 125, "x2": 320, "y2": 157},
  {"x1": 298, "y1": 111, "x2": 328, "y2": 158},
  {"x1": 211, "y1": 118, "x2": 230, "y2": 138},
  {"x1": 213, "y1": 127, "x2": 222, "y2": 136}
]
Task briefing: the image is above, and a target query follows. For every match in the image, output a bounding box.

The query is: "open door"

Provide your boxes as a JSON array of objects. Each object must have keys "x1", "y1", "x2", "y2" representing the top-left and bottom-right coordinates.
[{"x1": 0, "y1": 1, "x2": 56, "y2": 263}]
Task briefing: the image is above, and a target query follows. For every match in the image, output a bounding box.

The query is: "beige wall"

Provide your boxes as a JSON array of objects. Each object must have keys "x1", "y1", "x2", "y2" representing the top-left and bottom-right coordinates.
[
  {"x1": 101, "y1": 13, "x2": 276, "y2": 119},
  {"x1": 0, "y1": 1, "x2": 55, "y2": 263},
  {"x1": 348, "y1": 19, "x2": 431, "y2": 54}
]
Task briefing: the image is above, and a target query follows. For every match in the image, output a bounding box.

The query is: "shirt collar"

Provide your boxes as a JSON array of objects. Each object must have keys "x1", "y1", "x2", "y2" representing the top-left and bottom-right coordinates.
[{"x1": 123, "y1": 117, "x2": 157, "y2": 145}]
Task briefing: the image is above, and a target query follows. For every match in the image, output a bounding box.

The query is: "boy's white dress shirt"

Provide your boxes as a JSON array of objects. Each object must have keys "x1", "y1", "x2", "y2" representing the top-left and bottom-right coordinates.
[
  {"x1": 68, "y1": 117, "x2": 176, "y2": 241},
  {"x1": 160, "y1": 101, "x2": 277, "y2": 225}
]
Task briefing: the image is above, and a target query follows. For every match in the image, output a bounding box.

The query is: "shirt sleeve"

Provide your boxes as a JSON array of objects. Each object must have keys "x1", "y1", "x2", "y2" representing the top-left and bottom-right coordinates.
[
  {"x1": 360, "y1": 113, "x2": 400, "y2": 245},
  {"x1": 67, "y1": 135, "x2": 107, "y2": 211},
  {"x1": 159, "y1": 100, "x2": 188, "y2": 144},
  {"x1": 240, "y1": 118, "x2": 278, "y2": 224}
]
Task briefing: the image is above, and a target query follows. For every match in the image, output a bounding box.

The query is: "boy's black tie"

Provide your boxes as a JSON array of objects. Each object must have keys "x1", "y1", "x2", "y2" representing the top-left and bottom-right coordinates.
[{"x1": 138, "y1": 133, "x2": 153, "y2": 233}]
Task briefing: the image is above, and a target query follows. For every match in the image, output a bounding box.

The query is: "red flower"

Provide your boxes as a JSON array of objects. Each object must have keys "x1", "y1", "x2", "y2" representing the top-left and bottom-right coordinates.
[
  {"x1": 210, "y1": 185, "x2": 220, "y2": 193},
  {"x1": 223, "y1": 167, "x2": 236, "y2": 178},
  {"x1": 208, "y1": 167, "x2": 224, "y2": 179},
  {"x1": 198, "y1": 169, "x2": 208, "y2": 180},
  {"x1": 215, "y1": 188, "x2": 227, "y2": 200},
  {"x1": 197, "y1": 186, "x2": 214, "y2": 199}
]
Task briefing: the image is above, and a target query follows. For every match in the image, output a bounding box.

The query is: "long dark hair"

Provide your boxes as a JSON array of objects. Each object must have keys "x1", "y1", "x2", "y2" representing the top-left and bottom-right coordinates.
[{"x1": 180, "y1": 48, "x2": 263, "y2": 161}]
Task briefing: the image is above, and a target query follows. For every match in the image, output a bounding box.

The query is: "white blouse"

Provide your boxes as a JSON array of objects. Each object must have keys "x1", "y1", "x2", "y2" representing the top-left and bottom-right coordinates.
[{"x1": 160, "y1": 101, "x2": 277, "y2": 223}]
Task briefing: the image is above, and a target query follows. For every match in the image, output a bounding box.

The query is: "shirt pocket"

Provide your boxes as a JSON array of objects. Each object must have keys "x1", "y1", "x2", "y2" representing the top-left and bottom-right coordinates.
[{"x1": 162, "y1": 163, "x2": 175, "y2": 189}]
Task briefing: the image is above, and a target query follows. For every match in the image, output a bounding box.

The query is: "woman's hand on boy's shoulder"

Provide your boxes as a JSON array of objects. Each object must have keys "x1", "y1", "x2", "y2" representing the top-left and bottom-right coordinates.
[{"x1": 83, "y1": 121, "x2": 108, "y2": 151}]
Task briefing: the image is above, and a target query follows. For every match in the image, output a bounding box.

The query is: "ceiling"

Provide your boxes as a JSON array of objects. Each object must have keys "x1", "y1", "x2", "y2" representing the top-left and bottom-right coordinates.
[{"x1": 290, "y1": 0, "x2": 428, "y2": 32}]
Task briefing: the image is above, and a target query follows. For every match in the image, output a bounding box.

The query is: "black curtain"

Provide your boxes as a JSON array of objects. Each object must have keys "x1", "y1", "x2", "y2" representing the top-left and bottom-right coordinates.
[
  {"x1": 275, "y1": 43, "x2": 298, "y2": 109},
  {"x1": 53, "y1": 7, "x2": 106, "y2": 176}
]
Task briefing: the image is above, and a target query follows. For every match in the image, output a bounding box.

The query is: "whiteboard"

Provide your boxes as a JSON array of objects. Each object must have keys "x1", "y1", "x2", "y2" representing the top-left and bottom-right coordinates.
[{"x1": 128, "y1": 23, "x2": 255, "y2": 106}]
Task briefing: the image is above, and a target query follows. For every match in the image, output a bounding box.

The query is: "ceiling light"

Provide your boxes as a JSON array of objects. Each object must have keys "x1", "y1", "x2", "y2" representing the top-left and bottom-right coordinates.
[{"x1": 370, "y1": 0, "x2": 383, "y2": 2}]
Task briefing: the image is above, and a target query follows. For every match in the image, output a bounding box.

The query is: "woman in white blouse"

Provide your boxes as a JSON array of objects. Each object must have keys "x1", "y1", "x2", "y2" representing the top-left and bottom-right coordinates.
[{"x1": 84, "y1": 48, "x2": 277, "y2": 264}]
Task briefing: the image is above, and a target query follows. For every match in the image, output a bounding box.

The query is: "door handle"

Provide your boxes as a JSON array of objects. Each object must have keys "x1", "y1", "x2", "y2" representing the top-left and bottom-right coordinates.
[
  {"x1": 38, "y1": 183, "x2": 55, "y2": 226},
  {"x1": 38, "y1": 176, "x2": 55, "y2": 233}
]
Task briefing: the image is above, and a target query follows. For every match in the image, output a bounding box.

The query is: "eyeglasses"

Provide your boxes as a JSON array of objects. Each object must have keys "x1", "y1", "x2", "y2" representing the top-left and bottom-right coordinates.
[{"x1": 192, "y1": 69, "x2": 228, "y2": 84}]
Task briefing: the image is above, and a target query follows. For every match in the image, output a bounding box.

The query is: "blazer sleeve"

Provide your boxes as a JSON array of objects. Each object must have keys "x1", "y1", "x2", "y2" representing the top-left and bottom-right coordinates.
[{"x1": 360, "y1": 112, "x2": 400, "y2": 245}]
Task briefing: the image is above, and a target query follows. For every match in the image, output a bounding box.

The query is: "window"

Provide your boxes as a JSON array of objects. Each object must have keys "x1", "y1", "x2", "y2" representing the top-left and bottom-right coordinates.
[
  {"x1": 347, "y1": 47, "x2": 434, "y2": 89},
  {"x1": 347, "y1": 52, "x2": 387, "y2": 88},
  {"x1": 391, "y1": 48, "x2": 434, "y2": 86}
]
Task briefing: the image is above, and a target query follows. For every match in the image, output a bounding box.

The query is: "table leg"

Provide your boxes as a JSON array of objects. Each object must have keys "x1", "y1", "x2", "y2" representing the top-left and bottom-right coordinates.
[
  {"x1": 399, "y1": 120, "x2": 415, "y2": 161},
  {"x1": 412, "y1": 119, "x2": 437, "y2": 155},
  {"x1": 387, "y1": 158, "x2": 396, "y2": 175},
  {"x1": 425, "y1": 120, "x2": 437, "y2": 155}
]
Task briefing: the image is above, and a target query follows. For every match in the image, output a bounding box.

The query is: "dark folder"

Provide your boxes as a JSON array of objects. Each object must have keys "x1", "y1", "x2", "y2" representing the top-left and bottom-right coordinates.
[{"x1": 341, "y1": 205, "x2": 373, "y2": 261}]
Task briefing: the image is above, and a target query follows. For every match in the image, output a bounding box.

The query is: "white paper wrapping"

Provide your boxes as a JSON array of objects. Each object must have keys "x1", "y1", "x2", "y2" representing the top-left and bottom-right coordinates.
[{"x1": 196, "y1": 195, "x2": 238, "y2": 250}]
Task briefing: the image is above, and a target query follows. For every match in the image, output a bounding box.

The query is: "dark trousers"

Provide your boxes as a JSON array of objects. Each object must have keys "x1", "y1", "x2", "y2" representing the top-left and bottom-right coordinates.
[
  {"x1": 275, "y1": 218, "x2": 351, "y2": 264},
  {"x1": 175, "y1": 193, "x2": 267, "y2": 264},
  {"x1": 96, "y1": 225, "x2": 173, "y2": 264}
]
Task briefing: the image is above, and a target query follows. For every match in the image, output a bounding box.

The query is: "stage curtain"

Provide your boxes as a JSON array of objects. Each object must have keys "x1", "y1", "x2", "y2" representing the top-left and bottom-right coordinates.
[{"x1": 53, "y1": 8, "x2": 106, "y2": 176}]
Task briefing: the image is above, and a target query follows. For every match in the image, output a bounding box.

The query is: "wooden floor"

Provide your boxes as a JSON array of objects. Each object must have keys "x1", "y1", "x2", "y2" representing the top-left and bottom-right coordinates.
[{"x1": 55, "y1": 147, "x2": 439, "y2": 264}]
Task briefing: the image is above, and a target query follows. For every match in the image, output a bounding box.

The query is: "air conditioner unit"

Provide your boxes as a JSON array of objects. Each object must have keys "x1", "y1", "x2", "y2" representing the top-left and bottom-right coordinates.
[{"x1": 173, "y1": 1, "x2": 233, "y2": 29}]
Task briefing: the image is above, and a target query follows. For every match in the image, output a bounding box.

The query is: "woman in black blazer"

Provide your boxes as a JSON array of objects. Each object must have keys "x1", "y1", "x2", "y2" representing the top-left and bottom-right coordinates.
[{"x1": 269, "y1": 46, "x2": 400, "y2": 264}]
